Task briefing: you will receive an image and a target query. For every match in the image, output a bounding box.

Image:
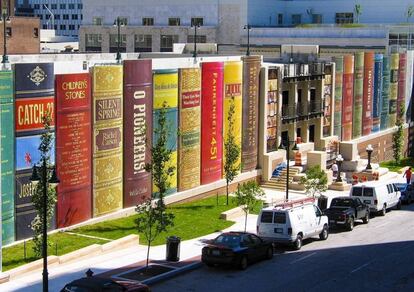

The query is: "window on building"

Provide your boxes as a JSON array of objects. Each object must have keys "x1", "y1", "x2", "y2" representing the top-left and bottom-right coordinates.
[
  {"x1": 46, "y1": 14, "x2": 50, "y2": 20},
  {"x1": 168, "y1": 18, "x2": 180, "y2": 26},
  {"x1": 278, "y1": 14, "x2": 283, "y2": 26},
  {"x1": 69, "y1": 4, "x2": 75, "y2": 9},
  {"x1": 291, "y1": 14, "x2": 301, "y2": 25},
  {"x1": 6, "y1": 27, "x2": 12, "y2": 37},
  {"x1": 38, "y1": 14, "x2": 43, "y2": 20},
  {"x1": 135, "y1": 34, "x2": 152, "y2": 52},
  {"x1": 51, "y1": 4, "x2": 57, "y2": 9},
  {"x1": 85, "y1": 33, "x2": 102, "y2": 52},
  {"x1": 42, "y1": 24, "x2": 47, "y2": 29},
  {"x1": 72, "y1": 14, "x2": 78, "y2": 20},
  {"x1": 117, "y1": 17, "x2": 128, "y2": 26},
  {"x1": 60, "y1": 24, "x2": 66, "y2": 30},
  {"x1": 54, "y1": 24, "x2": 58, "y2": 30},
  {"x1": 33, "y1": 28, "x2": 39, "y2": 38},
  {"x1": 78, "y1": 4, "x2": 83, "y2": 9},
  {"x1": 142, "y1": 17, "x2": 154, "y2": 26},
  {"x1": 81, "y1": 14, "x2": 83, "y2": 20},
  {"x1": 63, "y1": 14, "x2": 69, "y2": 20},
  {"x1": 160, "y1": 35, "x2": 179, "y2": 52},
  {"x1": 312, "y1": 14, "x2": 323, "y2": 24},
  {"x1": 109, "y1": 34, "x2": 127, "y2": 52},
  {"x1": 187, "y1": 35, "x2": 207, "y2": 43},
  {"x1": 69, "y1": 24, "x2": 76, "y2": 30},
  {"x1": 335, "y1": 13, "x2": 354, "y2": 24},
  {"x1": 191, "y1": 17, "x2": 203, "y2": 26},
  {"x1": 93, "y1": 17, "x2": 102, "y2": 25},
  {"x1": 60, "y1": 4, "x2": 66, "y2": 9},
  {"x1": 34, "y1": 4, "x2": 40, "y2": 9},
  {"x1": 55, "y1": 14, "x2": 60, "y2": 20}
]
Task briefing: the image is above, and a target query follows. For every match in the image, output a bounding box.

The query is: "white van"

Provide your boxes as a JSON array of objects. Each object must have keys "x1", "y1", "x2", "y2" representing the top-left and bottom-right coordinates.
[
  {"x1": 350, "y1": 181, "x2": 401, "y2": 216},
  {"x1": 256, "y1": 198, "x2": 329, "y2": 250}
]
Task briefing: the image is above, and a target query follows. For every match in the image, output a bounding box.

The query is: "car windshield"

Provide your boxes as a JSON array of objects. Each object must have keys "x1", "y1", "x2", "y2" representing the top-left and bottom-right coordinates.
[
  {"x1": 395, "y1": 183, "x2": 406, "y2": 191},
  {"x1": 331, "y1": 198, "x2": 353, "y2": 207},
  {"x1": 214, "y1": 235, "x2": 241, "y2": 247},
  {"x1": 352, "y1": 187, "x2": 363, "y2": 196}
]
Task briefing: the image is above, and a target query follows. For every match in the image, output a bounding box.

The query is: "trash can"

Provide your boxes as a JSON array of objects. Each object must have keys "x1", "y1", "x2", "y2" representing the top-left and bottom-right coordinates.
[{"x1": 166, "y1": 236, "x2": 181, "y2": 262}]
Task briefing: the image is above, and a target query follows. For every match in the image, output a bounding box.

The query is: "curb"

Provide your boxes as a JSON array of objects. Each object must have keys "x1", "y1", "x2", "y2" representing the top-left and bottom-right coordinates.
[{"x1": 141, "y1": 261, "x2": 203, "y2": 285}]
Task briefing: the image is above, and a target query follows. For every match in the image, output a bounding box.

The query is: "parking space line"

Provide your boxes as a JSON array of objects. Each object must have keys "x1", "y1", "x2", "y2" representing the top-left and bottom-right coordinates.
[
  {"x1": 350, "y1": 262, "x2": 371, "y2": 274},
  {"x1": 290, "y1": 252, "x2": 317, "y2": 264}
]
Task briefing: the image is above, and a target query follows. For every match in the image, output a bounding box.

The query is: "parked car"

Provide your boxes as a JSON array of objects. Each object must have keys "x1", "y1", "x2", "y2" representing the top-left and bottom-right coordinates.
[
  {"x1": 350, "y1": 181, "x2": 401, "y2": 216},
  {"x1": 201, "y1": 232, "x2": 273, "y2": 270},
  {"x1": 61, "y1": 277, "x2": 150, "y2": 292},
  {"x1": 324, "y1": 197, "x2": 370, "y2": 231},
  {"x1": 256, "y1": 198, "x2": 329, "y2": 250},
  {"x1": 395, "y1": 183, "x2": 414, "y2": 204}
]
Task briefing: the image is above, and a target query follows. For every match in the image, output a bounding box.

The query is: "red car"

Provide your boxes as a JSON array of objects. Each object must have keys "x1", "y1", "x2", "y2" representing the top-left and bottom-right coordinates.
[{"x1": 61, "y1": 277, "x2": 150, "y2": 292}]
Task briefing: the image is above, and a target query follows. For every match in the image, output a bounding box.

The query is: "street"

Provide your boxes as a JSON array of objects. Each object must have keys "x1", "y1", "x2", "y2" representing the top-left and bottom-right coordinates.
[{"x1": 153, "y1": 203, "x2": 414, "y2": 292}]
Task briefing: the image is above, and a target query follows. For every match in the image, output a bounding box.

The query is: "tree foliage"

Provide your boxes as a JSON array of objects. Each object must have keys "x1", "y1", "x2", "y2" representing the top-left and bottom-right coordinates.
[
  {"x1": 31, "y1": 112, "x2": 57, "y2": 257},
  {"x1": 233, "y1": 181, "x2": 264, "y2": 232},
  {"x1": 137, "y1": 102, "x2": 175, "y2": 268},
  {"x1": 224, "y1": 96, "x2": 241, "y2": 205},
  {"x1": 300, "y1": 165, "x2": 328, "y2": 198},
  {"x1": 393, "y1": 105, "x2": 405, "y2": 164}
]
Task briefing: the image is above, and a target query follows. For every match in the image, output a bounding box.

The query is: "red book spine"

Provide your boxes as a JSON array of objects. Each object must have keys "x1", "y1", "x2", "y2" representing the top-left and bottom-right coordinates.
[
  {"x1": 55, "y1": 73, "x2": 92, "y2": 227},
  {"x1": 201, "y1": 62, "x2": 224, "y2": 185},
  {"x1": 362, "y1": 52, "x2": 374, "y2": 136},
  {"x1": 123, "y1": 60, "x2": 153, "y2": 207},
  {"x1": 342, "y1": 55, "x2": 354, "y2": 141}
]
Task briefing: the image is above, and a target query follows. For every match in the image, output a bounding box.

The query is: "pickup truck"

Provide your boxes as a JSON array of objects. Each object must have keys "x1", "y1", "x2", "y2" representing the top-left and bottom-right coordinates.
[{"x1": 325, "y1": 197, "x2": 370, "y2": 231}]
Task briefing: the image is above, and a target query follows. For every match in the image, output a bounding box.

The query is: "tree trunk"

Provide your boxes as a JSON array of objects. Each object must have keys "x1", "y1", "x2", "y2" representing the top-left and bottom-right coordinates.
[
  {"x1": 226, "y1": 182, "x2": 229, "y2": 205},
  {"x1": 146, "y1": 241, "x2": 151, "y2": 269},
  {"x1": 244, "y1": 212, "x2": 248, "y2": 232}
]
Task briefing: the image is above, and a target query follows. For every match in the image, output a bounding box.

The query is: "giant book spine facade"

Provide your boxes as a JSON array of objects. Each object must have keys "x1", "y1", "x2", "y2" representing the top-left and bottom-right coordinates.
[
  {"x1": 0, "y1": 70, "x2": 15, "y2": 244},
  {"x1": 241, "y1": 56, "x2": 260, "y2": 171},
  {"x1": 153, "y1": 70, "x2": 178, "y2": 196},
  {"x1": 55, "y1": 73, "x2": 92, "y2": 227},
  {"x1": 14, "y1": 63, "x2": 56, "y2": 240},
  {"x1": 372, "y1": 54, "x2": 383, "y2": 133},
  {"x1": 353, "y1": 52, "x2": 364, "y2": 139},
  {"x1": 398, "y1": 52, "x2": 407, "y2": 117},
  {"x1": 380, "y1": 56, "x2": 390, "y2": 130},
  {"x1": 123, "y1": 60, "x2": 152, "y2": 206},
  {"x1": 92, "y1": 65, "x2": 123, "y2": 217},
  {"x1": 333, "y1": 56, "x2": 343, "y2": 139},
  {"x1": 178, "y1": 68, "x2": 201, "y2": 191},
  {"x1": 342, "y1": 55, "x2": 354, "y2": 141},
  {"x1": 389, "y1": 53, "x2": 399, "y2": 127},
  {"x1": 201, "y1": 62, "x2": 224, "y2": 184},
  {"x1": 362, "y1": 52, "x2": 374, "y2": 136},
  {"x1": 223, "y1": 61, "x2": 243, "y2": 174}
]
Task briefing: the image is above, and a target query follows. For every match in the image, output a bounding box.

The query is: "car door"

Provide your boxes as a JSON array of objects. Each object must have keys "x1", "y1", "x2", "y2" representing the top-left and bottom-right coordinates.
[
  {"x1": 241, "y1": 235, "x2": 256, "y2": 261},
  {"x1": 249, "y1": 234, "x2": 266, "y2": 258},
  {"x1": 313, "y1": 205, "x2": 324, "y2": 235}
]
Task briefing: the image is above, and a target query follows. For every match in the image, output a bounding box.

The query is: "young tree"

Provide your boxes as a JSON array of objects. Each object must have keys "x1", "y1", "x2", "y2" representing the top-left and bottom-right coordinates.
[
  {"x1": 224, "y1": 96, "x2": 241, "y2": 205},
  {"x1": 354, "y1": 4, "x2": 362, "y2": 23},
  {"x1": 406, "y1": 5, "x2": 414, "y2": 23},
  {"x1": 233, "y1": 181, "x2": 264, "y2": 232},
  {"x1": 300, "y1": 165, "x2": 328, "y2": 198},
  {"x1": 31, "y1": 112, "x2": 57, "y2": 257},
  {"x1": 136, "y1": 102, "x2": 175, "y2": 268},
  {"x1": 393, "y1": 105, "x2": 405, "y2": 164},
  {"x1": 135, "y1": 196, "x2": 174, "y2": 268}
]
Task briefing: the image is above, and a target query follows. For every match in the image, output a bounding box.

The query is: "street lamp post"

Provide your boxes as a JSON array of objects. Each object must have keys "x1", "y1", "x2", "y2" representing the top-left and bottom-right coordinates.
[
  {"x1": 30, "y1": 163, "x2": 60, "y2": 292},
  {"x1": 278, "y1": 135, "x2": 299, "y2": 201},
  {"x1": 113, "y1": 17, "x2": 123, "y2": 63},
  {"x1": 335, "y1": 154, "x2": 344, "y2": 183},
  {"x1": 366, "y1": 144, "x2": 373, "y2": 170},
  {"x1": 243, "y1": 24, "x2": 252, "y2": 56},
  {"x1": 191, "y1": 23, "x2": 200, "y2": 58},
  {"x1": 1, "y1": 8, "x2": 10, "y2": 64}
]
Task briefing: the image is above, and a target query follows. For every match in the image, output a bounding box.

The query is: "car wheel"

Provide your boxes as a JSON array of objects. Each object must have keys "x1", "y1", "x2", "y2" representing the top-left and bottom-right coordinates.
[
  {"x1": 380, "y1": 204, "x2": 387, "y2": 216},
  {"x1": 346, "y1": 217, "x2": 354, "y2": 231},
  {"x1": 266, "y1": 247, "x2": 273, "y2": 260},
  {"x1": 239, "y1": 256, "x2": 248, "y2": 270},
  {"x1": 319, "y1": 225, "x2": 329, "y2": 240},
  {"x1": 294, "y1": 234, "x2": 303, "y2": 250},
  {"x1": 362, "y1": 213, "x2": 370, "y2": 224},
  {"x1": 396, "y1": 200, "x2": 402, "y2": 210}
]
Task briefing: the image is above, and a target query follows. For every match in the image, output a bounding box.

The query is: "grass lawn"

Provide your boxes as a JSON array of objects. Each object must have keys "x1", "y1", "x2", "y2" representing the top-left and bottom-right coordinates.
[
  {"x1": 2, "y1": 232, "x2": 107, "y2": 272},
  {"x1": 73, "y1": 195, "x2": 245, "y2": 246},
  {"x1": 379, "y1": 157, "x2": 414, "y2": 172}
]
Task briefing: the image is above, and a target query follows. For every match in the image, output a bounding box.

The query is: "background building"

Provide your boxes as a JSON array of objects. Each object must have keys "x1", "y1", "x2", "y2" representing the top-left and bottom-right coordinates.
[{"x1": 16, "y1": 0, "x2": 83, "y2": 38}]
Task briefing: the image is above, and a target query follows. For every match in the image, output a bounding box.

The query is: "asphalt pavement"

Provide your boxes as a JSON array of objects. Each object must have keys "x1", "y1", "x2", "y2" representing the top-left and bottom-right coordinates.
[{"x1": 152, "y1": 203, "x2": 414, "y2": 292}]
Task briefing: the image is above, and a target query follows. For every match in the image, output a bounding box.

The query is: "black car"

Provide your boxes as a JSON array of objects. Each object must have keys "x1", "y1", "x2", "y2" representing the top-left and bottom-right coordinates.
[
  {"x1": 325, "y1": 197, "x2": 370, "y2": 231},
  {"x1": 395, "y1": 183, "x2": 414, "y2": 204},
  {"x1": 61, "y1": 277, "x2": 150, "y2": 292},
  {"x1": 201, "y1": 231, "x2": 273, "y2": 270}
]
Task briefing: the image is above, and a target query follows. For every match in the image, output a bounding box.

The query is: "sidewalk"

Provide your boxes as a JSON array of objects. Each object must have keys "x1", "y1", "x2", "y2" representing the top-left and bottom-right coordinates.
[{"x1": 0, "y1": 213, "x2": 259, "y2": 292}]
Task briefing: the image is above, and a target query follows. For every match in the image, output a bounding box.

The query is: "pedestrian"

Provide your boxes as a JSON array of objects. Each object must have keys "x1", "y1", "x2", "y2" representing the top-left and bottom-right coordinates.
[
  {"x1": 403, "y1": 167, "x2": 412, "y2": 185},
  {"x1": 332, "y1": 161, "x2": 338, "y2": 178}
]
